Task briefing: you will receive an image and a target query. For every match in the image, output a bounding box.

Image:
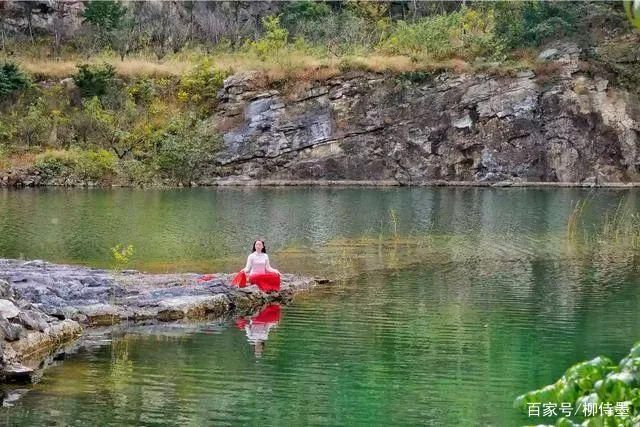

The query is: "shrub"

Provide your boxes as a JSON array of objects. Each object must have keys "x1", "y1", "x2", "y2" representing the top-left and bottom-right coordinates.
[
  {"x1": 0, "y1": 62, "x2": 31, "y2": 99},
  {"x1": 73, "y1": 63, "x2": 118, "y2": 98},
  {"x1": 117, "y1": 159, "x2": 155, "y2": 186},
  {"x1": 494, "y1": 1, "x2": 580, "y2": 49},
  {"x1": 178, "y1": 60, "x2": 228, "y2": 111},
  {"x1": 283, "y1": 6, "x2": 377, "y2": 56},
  {"x1": 35, "y1": 149, "x2": 78, "y2": 178},
  {"x1": 281, "y1": 1, "x2": 331, "y2": 29},
  {"x1": 35, "y1": 148, "x2": 116, "y2": 181},
  {"x1": 0, "y1": 145, "x2": 8, "y2": 170},
  {"x1": 83, "y1": 0, "x2": 126, "y2": 32},
  {"x1": 247, "y1": 16, "x2": 289, "y2": 60},
  {"x1": 514, "y1": 342, "x2": 640, "y2": 425},
  {"x1": 153, "y1": 113, "x2": 221, "y2": 183},
  {"x1": 379, "y1": 8, "x2": 501, "y2": 61},
  {"x1": 75, "y1": 149, "x2": 117, "y2": 180},
  {"x1": 16, "y1": 100, "x2": 50, "y2": 147}
]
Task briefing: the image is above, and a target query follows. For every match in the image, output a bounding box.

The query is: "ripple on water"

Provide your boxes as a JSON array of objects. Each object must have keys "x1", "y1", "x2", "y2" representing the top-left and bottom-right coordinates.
[{"x1": 1, "y1": 188, "x2": 640, "y2": 425}]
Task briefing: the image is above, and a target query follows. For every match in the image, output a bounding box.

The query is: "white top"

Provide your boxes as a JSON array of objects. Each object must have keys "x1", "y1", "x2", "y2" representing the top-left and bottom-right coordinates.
[
  {"x1": 245, "y1": 322, "x2": 277, "y2": 343},
  {"x1": 244, "y1": 252, "x2": 270, "y2": 275}
]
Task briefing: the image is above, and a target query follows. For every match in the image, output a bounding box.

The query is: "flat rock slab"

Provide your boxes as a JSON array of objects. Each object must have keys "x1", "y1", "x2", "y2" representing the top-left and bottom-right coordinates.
[
  {"x1": 0, "y1": 259, "x2": 325, "y2": 326},
  {"x1": 0, "y1": 258, "x2": 329, "y2": 384}
]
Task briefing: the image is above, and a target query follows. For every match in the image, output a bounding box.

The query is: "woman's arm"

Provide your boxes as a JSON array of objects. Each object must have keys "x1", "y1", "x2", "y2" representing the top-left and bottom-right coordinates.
[
  {"x1": 243, "y1": 254, "x2": 252, "y2": 273},
  {"x1": 265, "y1": 255, "x2": 280, "y2": 275}
]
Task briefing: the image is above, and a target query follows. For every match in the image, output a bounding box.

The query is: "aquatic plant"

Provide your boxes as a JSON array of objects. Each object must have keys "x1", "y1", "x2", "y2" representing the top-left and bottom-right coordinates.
[
  {"x1": 389, "y1": 207, "x2": 399, "y2": 238},
  {"x1": 566, "y1": 199, "x2": 588, "y2": 241},
  {"x1": 565, "y1": 197, "x2": 640, "y2": 261}
]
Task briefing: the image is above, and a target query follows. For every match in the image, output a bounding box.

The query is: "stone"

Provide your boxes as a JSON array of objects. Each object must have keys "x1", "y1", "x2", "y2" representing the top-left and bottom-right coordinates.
[
  {"x1": 0, "y1": 258, "x2": 325, "y2": 388},
  {"x1": 452, "y1": 113, "x2": 473, "y2": 129},
  {"x1": 3, "y1": 365, "x2": 35, "y2": 383},
  {"x1": 75, "y1": 304, "x2": 122, "y2": 326},
  {"x1": 0, "y1": 281, "x2": 14, "y2": 299},
  {"x1": 0, "y1": 300, "x2": 20, "y2": 319},
  {"x1": 538, "y1": 48, "x2": 559, "y2": 61},
  {"x1": 0, "y1": 319, "x2": 24, "y2": 341},
  {"x1": 0, "y1": 387, "x2": 30, "y2": 406},
  {"x1": 16, "y1": 311, "x2": 49, "y2": 332}
]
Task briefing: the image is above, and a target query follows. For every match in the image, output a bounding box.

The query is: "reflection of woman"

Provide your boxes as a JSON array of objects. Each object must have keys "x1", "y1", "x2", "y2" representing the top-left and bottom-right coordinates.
[
  {"x1": 235, "y1": 304, "x2": 282, "y2": 357},
  {"x1": 235, "y1": 240, "x2": 281, "y2": 292}
]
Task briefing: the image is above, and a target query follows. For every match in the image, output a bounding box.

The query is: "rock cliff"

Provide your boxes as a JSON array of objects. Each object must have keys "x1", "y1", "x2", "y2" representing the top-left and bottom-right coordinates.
[{"x1": 209, "y1": 44, "x2": 639, "y2": 185}]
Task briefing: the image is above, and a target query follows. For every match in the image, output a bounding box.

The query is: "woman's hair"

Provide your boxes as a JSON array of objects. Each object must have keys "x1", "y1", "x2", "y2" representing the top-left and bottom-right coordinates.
[{"x1": 252, "y1": 240, "x2": 267, "y2": 253}]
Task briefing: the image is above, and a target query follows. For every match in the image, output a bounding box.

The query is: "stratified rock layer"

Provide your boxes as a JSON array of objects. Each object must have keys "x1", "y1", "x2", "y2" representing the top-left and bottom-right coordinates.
[{"x1": 209, "y1": 45, "x2": 639, "y2": 185}]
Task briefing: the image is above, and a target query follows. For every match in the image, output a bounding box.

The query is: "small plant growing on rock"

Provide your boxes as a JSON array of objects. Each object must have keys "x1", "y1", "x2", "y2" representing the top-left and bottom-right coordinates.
[{"x1": 110, "y1": 243, "x2": 134, "y2": 271}]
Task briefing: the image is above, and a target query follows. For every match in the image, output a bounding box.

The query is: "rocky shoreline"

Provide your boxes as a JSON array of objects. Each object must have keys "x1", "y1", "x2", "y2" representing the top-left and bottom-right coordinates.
[
  {"x1": 4, "y1": 177, "x2": 640, "y2": 189},
  {"x1": 0, "y1": 259, "x2": 328, "y2": 383}
]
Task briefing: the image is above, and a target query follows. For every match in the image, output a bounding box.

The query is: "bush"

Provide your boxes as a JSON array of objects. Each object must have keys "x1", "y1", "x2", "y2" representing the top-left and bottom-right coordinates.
[
  {"x1": 153, "y1": 113, "x2": 220, "y2": 183},
  {"x1": 35, "y1": 148, "x2": 116, "y2": 181},
  {"x1": 83, "y1": 0, "x2": 126, "y2": 32},
  {"x1": 0, "y1": 62, "x2": 31, "y2": 99},
  {"x1": 283, "y1": 6, "x2": 378, "y2": 56},
  {"x1": 178, "y1": 60, "x2": 228, "y2": 111},
  {"x1": 379, "y1": 8, "x2": 502, "y2": 61},
  {"x1": 281, "y1": 1, "x2": 331, "y2": 29},
  {"x1": 0, "y1": 145, "x2": 8, "y2": 170},
  {"x1": 73, "y1": 63, "x2": 118, "y2": 98},
  {"x1": 494, "y1": 1, "x2": 580, "y2": 49},
  {"x1": 117, "y1": 159, "x2": 155, "y2": 186},
  {"x1": 16, "y1": 100, "x2": 50, "y2": 147},
  {"x1": 247, "y1": 16, "x2": 289, "y2": 60},
  {"x1": 75, "y1": 149, "x2": 117, "y2": 180},
  {"x1": 35, "y1": 150, "x2": 78, "y2": 178}
]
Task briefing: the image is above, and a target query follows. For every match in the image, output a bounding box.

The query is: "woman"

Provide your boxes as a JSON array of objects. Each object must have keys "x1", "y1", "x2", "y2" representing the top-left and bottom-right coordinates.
[{"x1": 239, "y1": 240, "x2": 281, "y2": 292}]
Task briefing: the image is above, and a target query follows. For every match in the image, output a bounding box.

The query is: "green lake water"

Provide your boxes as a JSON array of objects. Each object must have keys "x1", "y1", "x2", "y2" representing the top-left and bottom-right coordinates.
[{"x1": 1, "y1": 187, "x2": 639, "y2": 425}]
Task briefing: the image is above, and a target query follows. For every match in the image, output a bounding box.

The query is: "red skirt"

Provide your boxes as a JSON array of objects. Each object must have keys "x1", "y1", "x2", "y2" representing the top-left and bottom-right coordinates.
[{"x1": 249, "y1": 272, "x2": 281, "y2": 292}]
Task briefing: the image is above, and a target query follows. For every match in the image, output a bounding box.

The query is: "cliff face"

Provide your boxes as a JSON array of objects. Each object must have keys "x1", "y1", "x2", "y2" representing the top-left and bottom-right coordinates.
[{"x1": 211, "y1": 46, "x2": 640, "y2": 185}]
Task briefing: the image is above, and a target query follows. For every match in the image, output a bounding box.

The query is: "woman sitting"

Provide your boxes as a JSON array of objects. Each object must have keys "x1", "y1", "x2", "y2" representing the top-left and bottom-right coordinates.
[{"x1": 237, "y1": 239, "x2": 281, "y2": 292}]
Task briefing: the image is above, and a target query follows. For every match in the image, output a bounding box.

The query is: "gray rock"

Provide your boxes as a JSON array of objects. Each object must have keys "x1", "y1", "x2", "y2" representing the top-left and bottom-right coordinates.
[
  {"x1": 0, "y1": 281, "x2": 14, "y2": 299},
  {"x1": 0, "y1": 300, "x2": 20, "y2": 319},
  {"x1": 16, "y1": 311, "x2": 49, "y2": 332},
  {"x1": 0, "y1": 319, "x2": 24, "y2": 341},
  {"x1": 538, "y1": 48, "x2": 559, "y2": 61}
]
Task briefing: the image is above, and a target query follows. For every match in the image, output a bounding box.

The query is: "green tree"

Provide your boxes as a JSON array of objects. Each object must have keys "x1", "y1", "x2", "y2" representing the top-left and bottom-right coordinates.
[
  {"x1": 83, "y1": 0, "x2": 127, "y2": 50},
  {"x1": 83, "y1": 0, "x2": 126, "y2": 32},
  {"x1": 83, "y1": 95, "x2": 141, "y2": 159},
  {"x1": 493, "y1": 1, "x2": 579, "y2": 49},
  {"x1": 154, "y1": 113, "x2": 220, "y2": 184},
  {"x1": 249, "y1": 16, "x2": 289, "y2": 60},
  {"x1": 0, "y1": 62, "x2": 30, "y2": 99}
]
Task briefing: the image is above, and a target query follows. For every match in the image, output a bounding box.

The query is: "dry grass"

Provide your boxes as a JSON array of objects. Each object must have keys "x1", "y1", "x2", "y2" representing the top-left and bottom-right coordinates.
[
  {"x1": 17, "y1": 58, "x2": 192, "y2": 79},
  {"x1": 3, "y1": 152, "x2": 37, "y2": 170},
  {"x1": 9, "y1": 48, "x2": 533, "y2": 84}
]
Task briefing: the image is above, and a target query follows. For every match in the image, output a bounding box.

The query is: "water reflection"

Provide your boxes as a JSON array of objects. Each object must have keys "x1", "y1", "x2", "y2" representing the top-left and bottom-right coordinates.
[
  {"x1": 235, "y1": 304, "x2": 282, "y2": 357},
  {"x1": 1, "y1": 187, "x2": 637, "y2": 275}
]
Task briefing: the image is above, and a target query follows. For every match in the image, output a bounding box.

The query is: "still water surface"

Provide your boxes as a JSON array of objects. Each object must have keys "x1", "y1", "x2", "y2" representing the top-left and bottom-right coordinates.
[{"x1": 0, "y1": 187, "x2": 639, "y2": 425}]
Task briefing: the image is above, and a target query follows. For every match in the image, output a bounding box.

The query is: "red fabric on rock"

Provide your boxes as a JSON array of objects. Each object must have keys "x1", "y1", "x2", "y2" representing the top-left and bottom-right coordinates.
[
  {"x1": 231, "y1": 270, "x2": 247, "y2": 287},
  {"x1": 249, "y1": 272, "x2": 281, "y2": 292}
]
